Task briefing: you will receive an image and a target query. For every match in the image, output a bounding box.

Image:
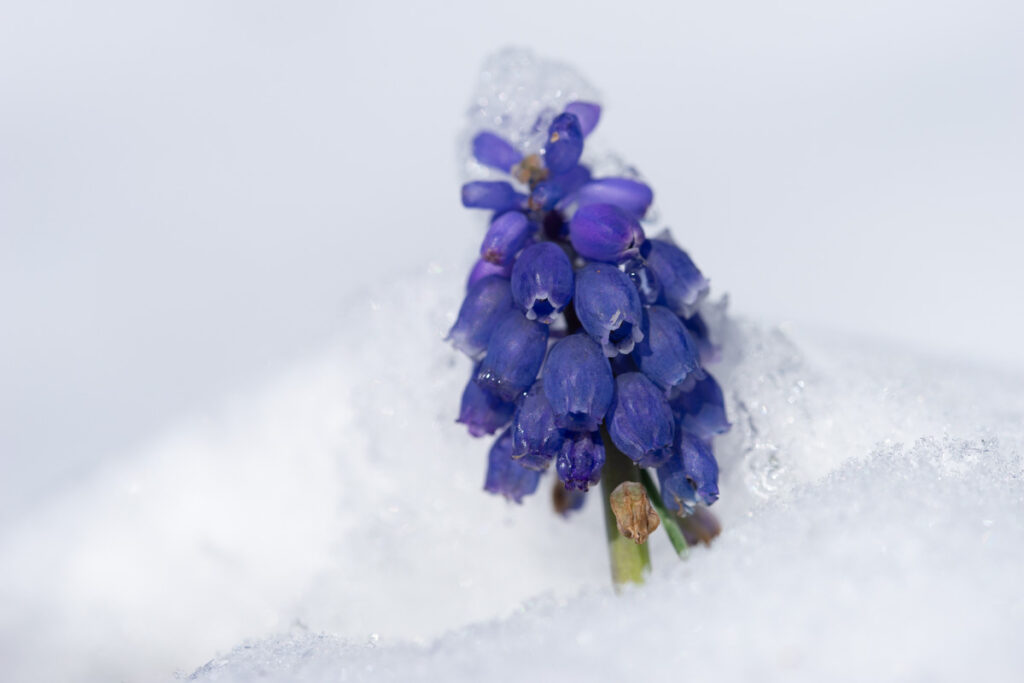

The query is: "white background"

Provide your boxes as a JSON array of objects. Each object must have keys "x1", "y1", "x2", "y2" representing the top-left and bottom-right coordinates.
[{"x1": 2, "y1": 0, "x2": 1022, "y2": 524}]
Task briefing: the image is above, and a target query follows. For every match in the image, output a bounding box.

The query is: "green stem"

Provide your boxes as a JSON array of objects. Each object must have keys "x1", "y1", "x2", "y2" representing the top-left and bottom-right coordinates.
[
  {"x1": 640, "y1": 469, "x2": 689, "y2": 558},
  {"x1": 600, "y1": 430, "x2": 650, "y2": 589}
]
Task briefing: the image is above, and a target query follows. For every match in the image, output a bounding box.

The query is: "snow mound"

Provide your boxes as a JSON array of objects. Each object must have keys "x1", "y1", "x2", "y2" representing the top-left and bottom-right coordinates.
[
  {"x1": 190, "y1": 438, "x2": 1024, "y2": 683},
  {"x1": 182, "y1": 286, "x2": 1024, "y2": 683},
  {"x1": 2, "y1": 267, "x2": 1022, "y2": 683}
]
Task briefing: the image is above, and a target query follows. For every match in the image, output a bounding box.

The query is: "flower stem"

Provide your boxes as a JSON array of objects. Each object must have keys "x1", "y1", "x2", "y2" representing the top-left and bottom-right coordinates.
[
  {"x1": 639, "y1": 469, "x2": 689, "y2": 557},
  {"x1": 600, "y1": 430, "x2": 650, "y2": 588}
]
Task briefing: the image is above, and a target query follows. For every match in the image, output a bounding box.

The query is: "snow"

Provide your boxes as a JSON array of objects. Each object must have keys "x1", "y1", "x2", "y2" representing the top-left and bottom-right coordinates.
[{"x1": 1, "y1": 267, "x2": 1022, "y2": 682}]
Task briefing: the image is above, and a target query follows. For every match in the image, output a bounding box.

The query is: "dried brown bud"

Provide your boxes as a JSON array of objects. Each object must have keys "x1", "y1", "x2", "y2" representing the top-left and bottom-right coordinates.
[
  {"x1": 677, "y1": 506, "x2": 722, "y2": 546},
  {"x1": 609, "y1": 481, "x2": 660, "y2": 544},
  {"x1": 513, "y1": 154, "x2": 549, "y2": 187}
]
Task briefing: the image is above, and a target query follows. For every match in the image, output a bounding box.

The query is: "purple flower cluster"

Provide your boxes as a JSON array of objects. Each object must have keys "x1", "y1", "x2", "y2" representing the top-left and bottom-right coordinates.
[{"x1": 450, "y1": 101, "x2": 729, "y2": 515}]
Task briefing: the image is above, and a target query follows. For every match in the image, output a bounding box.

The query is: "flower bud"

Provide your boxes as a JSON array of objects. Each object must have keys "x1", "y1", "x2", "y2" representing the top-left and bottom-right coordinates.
[
  {"x1": 510, "y1": 242, "x2": 574, "y2": 323},
  {"x1": 484, "y1": 429, "x2": 541, "y2": 503},
  {"x1": 552, "y1": 484, "x2": 587, "y2": 516},
  {"x1": 673, "y1": 373, "x2": 730, "y2": 440},
  {"x1": 646, "y1": 239, "x2": 709, "y2": 317},
  {"x1": 543, "y1": 333, "x2": 614, "y2": 431},
  {"x1": 678, "y1": 506, "x2": 722, "y2": 546},
  {"x1": 461, "y1": 181, "x2": 526, "y2": 213},
  {"x1": 556, "y1": 430, "x2": 605, "y2": 491},
  {"x1": 564, "y1": 101, "x2": 601, "y2": 137},
  {"x1": 511, "y1": 381, "x2": 565, "y2": 471},
  {"x1": 472, "y1": 131, "x2": 522, "y2": 173},
  {"x1": 572, "y1": 178, "x2": 653, "y2": 218},
  {"x1": 475, "y1": 310, "x2": 549, "y2": 401},
  {"x1": 632, "y1": 306, "x2": 703, "y2": 396},
  {"x1": 574, "y1": 263, "x2": 645, "y2": 356},
  {"x1": 466, "y1": 258, "x2": 513, "y2": 290},
  {"x1": 682, "y1": 312, "x2": 721, "y2": 364},
  {"x1": 656, "y1": 432, "x2": 719, "y2": 514},
  {"x1": 481, "y1": 211, "x2": 533, "y2": 266},
  {"x1": 568, "y1": 203, "x2": 645, "y2": 264},
  {"x1": 607, "y1": 373, "x2": 676, "y2": 468},
  {"x1": 447, "y1": 275, "x2": 513, "y2": 359},
  {"x1": 609, "y1": 481, "x2": 660, "y2": 544},
  {"x1": 623, "y1": 257, "x2": 662, "y2": 305},
  {"x1": 457, "y1": 370, "x2": 515, "y2": 437},
  {"x1": 544, "y1": 112, "x2": 584, "y2": 174}
]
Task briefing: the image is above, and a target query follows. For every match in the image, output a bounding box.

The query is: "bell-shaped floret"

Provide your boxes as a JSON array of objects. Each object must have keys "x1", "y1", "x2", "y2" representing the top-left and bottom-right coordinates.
[
  {"x1": 542, "y1": 333, "x2": 614, "y2": 432},
  {"x1": 511, "y1": 381, "x2": 565, "y2": 471},
  {"x1": 481, "y1": 211, "x2": 533, "y2": 266},
  {"x1": 623, "y1": 257, "x2": 662, "y2": 305},
  {"x1": 510, "y1": 242, "x2": 574, "y2": 324},
  {"x1": 646, "y1": 239, "x2": 709, "y2": 317},
  {"x1": 472, "y1": 131, "x2": 522, "y2": 173},
  {"x1": 673, "y1": 373, "x2": 731, "y2": 440},
  {"x1": 607, "y1": 372, "x2": 676, "y2": 468},
  {"x1": 447, "y1": 275, "x2": 513, "y2": 359},
  {"x1": 632, "y1": 306, "x2": 703, "y2": 396},
  {"x1": 475, "y1": 310, "x2": 549, "y2": 401},
  {"x1": 574, "y1": 263, "x2": 645, "y2": 356},
  {"x1": 568, "y1": 203, "x2": 645, "y2": 264},
  {"x1": 484, "y1": 429, "x2": 541, "y2": 503},
  {"x1": 682, "y1": 312, "x2": 721, "y2": 364},
  {"x1": 656, "y1": 432, "x2": 719, "y2": 514},
  {"x1": 556, "y1": 430, "x2": 605, "y2": 491},
  {"x1": 544, "y1": 112, "x2": 584, "y2": 174}
]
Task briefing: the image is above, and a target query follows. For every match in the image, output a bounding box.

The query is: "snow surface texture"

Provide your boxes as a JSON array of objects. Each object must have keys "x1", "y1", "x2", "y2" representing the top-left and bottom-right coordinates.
[
  {"x1": 2, "y1": 49, "x2": 1023, "y2": 683},
  {"x1": 3, "y1": 270, "x2": 1023, "y2": 683}
]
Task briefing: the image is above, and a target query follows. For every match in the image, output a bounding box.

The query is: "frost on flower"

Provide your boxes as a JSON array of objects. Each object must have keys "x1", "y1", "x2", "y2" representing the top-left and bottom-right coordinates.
[{"x1": 447, "y1": 50, "x2": 732, "y2": 584}]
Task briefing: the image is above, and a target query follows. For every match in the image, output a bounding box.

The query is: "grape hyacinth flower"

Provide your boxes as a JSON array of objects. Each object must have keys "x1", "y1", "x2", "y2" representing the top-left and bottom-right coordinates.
[
  {"x1": 574, "y1": 263, "x2": 645, "y2": 356},
  {"x1": 510, "y1": 242, "x2": 574, "y2": 323},
  {"x1": 543, "y1": 334, "x2": 614, "y2": 432},
  {"x1": 512, "y1": 381, "x2": 566, "y2": 471},
  {"x1": 449, "y1": 65, "x2": 731, "y2": 588}
]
